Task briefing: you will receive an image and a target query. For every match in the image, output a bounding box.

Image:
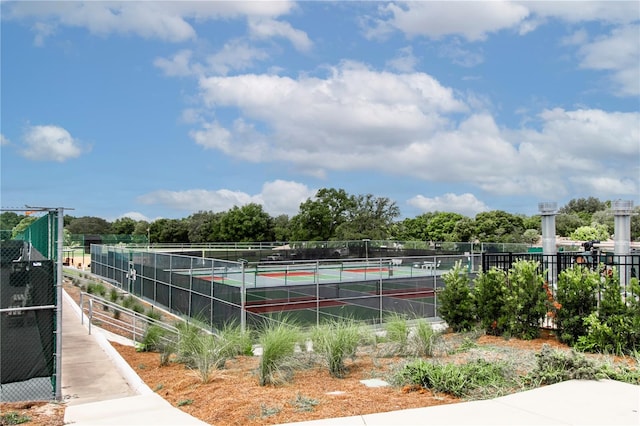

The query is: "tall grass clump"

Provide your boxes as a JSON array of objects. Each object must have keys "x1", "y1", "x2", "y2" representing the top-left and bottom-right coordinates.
[
  {"x1": 139, "y1": 324, "x2": 167, "y2": 352},
  {"x1": 382, "y1": 313, "x2": 409, "y2": 356},
  {"x1": 176, "y1": 322, "x2": 231, "y2": 383},
  {"x1": 258, "y1": 319, "x2": 302, "y2": 386},
  {"x1": 217, "y1": 321, "x2": 254, "y2": 358},
  {"x1": 311, "y1": 319, "x2": 364, "y2": 378},
  {"x1": 408, "y1": 318, "x2": 440, "y2": 357}
]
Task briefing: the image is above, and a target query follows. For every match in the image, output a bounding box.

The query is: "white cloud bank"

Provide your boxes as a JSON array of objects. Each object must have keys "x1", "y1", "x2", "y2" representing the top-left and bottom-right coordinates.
[
  {"x1": 188, "y1": 62, "x2": 639, "y2": 202},
  {"x1": 408, "y1": 193, "x2": 490, "y2": 217},
  {"x1": 137, "y1": 180, "x2": 316, "y2": 217}
]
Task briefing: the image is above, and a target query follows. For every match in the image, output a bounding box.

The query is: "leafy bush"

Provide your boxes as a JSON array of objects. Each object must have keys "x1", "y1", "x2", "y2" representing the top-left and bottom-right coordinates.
[
  {"x1": 439, "y1": 261, "x2": 476, "y2": 332},
  {"x1": 574, "y1": 274, "x2": 640, "y2": 355},
  {"x1": 473, "y1": 268, "x2": 509, "y2": 335},
  {"x1": 554, "y1": 266, "x2": 599, "y2": 345},
  {"x1": 526, "y1": 345, "x2": 617, "y2": 386},
  {"x1": 311, "y1": 319, "x2": 363, "y2": 377},
  {"x1": 0, "y1": 412, "x2": 31, "y2": 425},
  {"x1": 504, "y1": 260, "x2": 547, "y2": 340}
]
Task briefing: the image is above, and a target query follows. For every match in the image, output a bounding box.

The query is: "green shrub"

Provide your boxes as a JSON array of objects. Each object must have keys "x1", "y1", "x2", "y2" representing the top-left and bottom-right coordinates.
[
  {"x1": 0, "y1": 412, "x2": 31, "y2": 425},
  {"x1": 554, "y1": 266, "x2": 599, "y2": 345},
  {"x1": 505, "y1": 260, "x2": 547, "y2": 340},
  {"x1": 311, "y1": 319, "x2": 363, "y2": 378},
  {"x1": 395, "y1": 358, "x2": 508, "y2": 398},
  {"x1": 473, "y1": 268, "x2": 509, "y2": 335},
  {"x1": 439, "y1": 261, "x2": 476, "y2": 332}
]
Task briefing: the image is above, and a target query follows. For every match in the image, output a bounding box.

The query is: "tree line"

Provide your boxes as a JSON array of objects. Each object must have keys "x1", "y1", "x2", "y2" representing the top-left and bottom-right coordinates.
[{"x1": 1, "y1": 193, "x2": 638, "y2": 244}]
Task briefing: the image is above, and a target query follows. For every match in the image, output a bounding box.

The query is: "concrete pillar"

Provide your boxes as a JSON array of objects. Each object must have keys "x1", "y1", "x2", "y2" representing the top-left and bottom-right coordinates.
[
  {"x1": 538, "y1": 202, "x2": 558, "y2": 285},
  {"x1": 612, "y1": 200, "x2": 633, "y2": 290}
]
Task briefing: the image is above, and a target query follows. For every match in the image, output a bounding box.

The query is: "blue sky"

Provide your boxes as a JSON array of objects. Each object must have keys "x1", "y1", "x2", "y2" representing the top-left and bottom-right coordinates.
[{"x1": 1, "y1": 1, "x2": 639, "y2": 222}]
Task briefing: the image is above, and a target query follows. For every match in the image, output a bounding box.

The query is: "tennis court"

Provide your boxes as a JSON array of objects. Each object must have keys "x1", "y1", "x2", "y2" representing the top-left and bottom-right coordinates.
[{"x1": 171, "y1": 261, "x2": 443, "y2": 288}]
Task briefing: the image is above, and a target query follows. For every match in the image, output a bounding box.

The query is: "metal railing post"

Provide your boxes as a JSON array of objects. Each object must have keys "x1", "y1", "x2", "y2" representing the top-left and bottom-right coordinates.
[{"x1": 88, "y1": 298, "x2": 93, "y2": 335}]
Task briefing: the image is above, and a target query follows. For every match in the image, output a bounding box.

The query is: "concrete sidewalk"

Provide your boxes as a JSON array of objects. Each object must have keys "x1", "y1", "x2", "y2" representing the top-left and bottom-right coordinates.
[
  {"x1": 281, "y1": 379, "x2": 640, "y2": 425},
  {"x1": 61, "y1": 290, "x2": 208, "y2": 425},
  {"x1": 60, "y1": 290, "x2": 639, "y2": 425}
]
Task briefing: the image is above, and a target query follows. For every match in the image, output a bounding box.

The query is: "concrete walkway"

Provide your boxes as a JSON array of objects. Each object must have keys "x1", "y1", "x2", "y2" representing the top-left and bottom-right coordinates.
[
  {"x1": 60, "y1": 290, "x2": 640, "y2": 425},
  {"x1": 61, "y1": 291, "x2": 208, "y2": 425}
]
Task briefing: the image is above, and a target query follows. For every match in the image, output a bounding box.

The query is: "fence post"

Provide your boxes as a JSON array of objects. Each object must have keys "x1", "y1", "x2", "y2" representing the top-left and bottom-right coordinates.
[
  {"x1": 379, "y1": 258, "x2": 383, "y2": 325},
  {"x1": 88, "y1": 298, "x2": 93, "y2": 335},
  {"x1": 316, "y1": 260, "x2": 320, "y2": 327}
]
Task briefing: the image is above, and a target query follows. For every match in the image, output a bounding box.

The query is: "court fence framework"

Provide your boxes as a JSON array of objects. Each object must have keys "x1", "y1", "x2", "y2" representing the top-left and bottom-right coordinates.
[{"x1": 90, "y1": 245, "x2": 480, "y2": 331}]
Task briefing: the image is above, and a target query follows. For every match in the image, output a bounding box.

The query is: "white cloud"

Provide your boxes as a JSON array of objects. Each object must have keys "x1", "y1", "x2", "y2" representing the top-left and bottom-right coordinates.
[
  {"x1": 154, "y1": 49, "x2": 197, "y2": 77},
  {"x1": 189, "y1": 58, "x2": 639, "y2": 202},
  {"x1": 119, "y1": 212, "x2": 151, "y2": 222},
  {"x1": 248, "y1": 17, "x2": 313, "y2": 52},
  {"x1": 0, "y1": 134, "x2": 10, "y2": 146},
  {"x1": 20, "y1": 125, "x2": 86, "y2": 162},
  {"x1": 386, "y1": 46, "x2": 418, "y2": 72},
  {"x1": 137, "y1": 180, "x2": 315, "y2": 217},
  {"x1": 4, "y1": 1, "x2": 298, "y2": 44},
  {"x1": 576, "y1": 25, "x2": 640, "y2": 97},
  {"x1": 407, "y1": 193, "x2": 489, "y2": 217},
  {"x1": 371, "y1": 1, "x2": 530, "y2": 41}
]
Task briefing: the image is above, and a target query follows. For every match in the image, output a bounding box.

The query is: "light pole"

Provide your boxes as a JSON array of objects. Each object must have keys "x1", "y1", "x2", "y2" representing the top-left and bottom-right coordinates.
[{"x1": 147, "y1": 227, "x2": 150, "y2": 250}]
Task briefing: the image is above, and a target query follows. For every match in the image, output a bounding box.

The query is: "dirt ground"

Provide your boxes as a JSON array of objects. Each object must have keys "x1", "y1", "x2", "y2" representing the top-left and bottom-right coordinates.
[{"x1": 0, "y1": 278, "x2": 633, "y2": 426}]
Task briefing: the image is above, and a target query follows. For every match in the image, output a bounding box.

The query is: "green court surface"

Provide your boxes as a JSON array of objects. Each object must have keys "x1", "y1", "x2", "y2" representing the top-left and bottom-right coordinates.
[{"x1": 170, "y1": 264, "x2": 442, "y2": 288}]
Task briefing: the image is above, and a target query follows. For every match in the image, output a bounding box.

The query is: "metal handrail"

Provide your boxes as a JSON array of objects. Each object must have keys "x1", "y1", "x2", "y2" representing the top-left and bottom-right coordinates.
[{"x1": 80, "y1": 291, "x2": 180, "y2": 345}]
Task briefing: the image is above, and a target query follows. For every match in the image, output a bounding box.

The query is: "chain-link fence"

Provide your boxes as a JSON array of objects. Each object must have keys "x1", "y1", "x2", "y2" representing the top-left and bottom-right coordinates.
[
  {"x1": 91, "y1": 244, "x2": 481, "y2": 331},
  {"x1": 0, "y1": 241, "x2": 56, "y2": 402}
]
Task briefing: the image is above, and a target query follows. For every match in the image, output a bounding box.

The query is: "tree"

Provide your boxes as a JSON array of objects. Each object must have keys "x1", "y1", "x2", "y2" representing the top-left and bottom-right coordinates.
[
  {"x1": 289, "y1": 188, "x2": 355, "y2": 241},
  {"x1": 0, "y1": 212, "x2": 23, "y2": 240},
  {"x1": 396, "y1": 214, "x2": 433, "y2": 241},
  {"x1": 555, "y1": 213, "x2": 585, "y2": 237},
  {"x1": 11, "y1": 216, "x2": 38, "y2": 238},
  {"x1": 217, "y1": 204, "x2": 274, "y2": 242},
  {"x1": 474, "y1": 210, "x2": 525, "y2": 243},
  {"x1": 334, "y1": 194, "x2": 400, "y2": 240},
  {"x1": 150, "y1": 218, "x2": 189, "y2": 243},
  {"x1": 112, "y1": 217, "x2": 137, "y2": 235},
  {"x1": 570, "y1": 224, "x2": 610, "y2": 242},
  {"x1": 523, "y1": 229, "x2": 540, "y2": 245},
  {"x1": 66, "y1": 216, "x2": 112, "y2": 235},
  {"x1": 272, "y1": 214, "x2": 291, "y2": 242},
  {"x1": 452, "y1": 217, "x2": 476, "y2": 242},
  {"x1": 559, "y1": 197, "x2": 608, "y2": 222},
  {"x1": 424, "y1": 212, "x2": 465, "y2": 242},
  {"x1": 186, "y1": 211, "x2": 222, "y2": 243}
]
